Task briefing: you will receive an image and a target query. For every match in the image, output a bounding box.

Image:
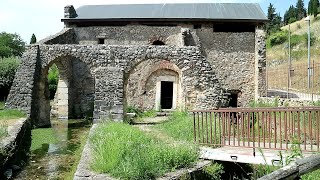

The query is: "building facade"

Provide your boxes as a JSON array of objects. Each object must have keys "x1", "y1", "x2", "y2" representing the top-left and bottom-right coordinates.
[{"x1": 6, "y1": 3, "x2": 267, "y2": 126}]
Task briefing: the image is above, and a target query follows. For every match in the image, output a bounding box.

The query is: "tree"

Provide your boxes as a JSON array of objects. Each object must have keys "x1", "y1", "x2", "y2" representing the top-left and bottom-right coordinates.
[
  {"x1": 296, "y1": 0, "x2": 307, "y2": 20},
  {"x1": 308, "y1": 0, "x2": 320, "y2": 16},
  {"x1": 0, "y1": 32, "x2": 25, "y2": 58},
  {"x1": 284, "y1": 5, "x2": 297, "y2": 24},
  {"x1": 30, "y1": 33, "x2": 37, "y2": 44},
  {"x1": 313, "y1": 0, "x2": 320, "y2": 17},
  {"x1": 266, "y1": 3, "x2": 281, "y2": 34}
]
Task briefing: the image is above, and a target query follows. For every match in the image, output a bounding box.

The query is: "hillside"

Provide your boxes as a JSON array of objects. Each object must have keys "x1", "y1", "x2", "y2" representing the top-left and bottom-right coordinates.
[{"x1": 267, "y1": 16, "x2": 320, "y2": 94}]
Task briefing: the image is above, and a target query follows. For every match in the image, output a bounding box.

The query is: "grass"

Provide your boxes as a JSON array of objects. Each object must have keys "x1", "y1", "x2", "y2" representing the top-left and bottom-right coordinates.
[
  {"x1": 0, "y1": 101, "x2": 4, "y2": 109},
  {"x1": 0, "y1": 121, "x2": 8, "y2": 140},
  {"x1": 30, "y1": 128, "x2": 59, "y2": 151},
  {"x1": 0, "y1": 109, "x2": 26, "y2": 120},
  {"x1": 154, "y1": 111, "x2": 194, "y2": 142},
  {"x1": 90, "y1": 122, "x2": 198, "y2": 180},
  {"x1": 302, "y1": 169, "x2": 320, "y2": 180}
]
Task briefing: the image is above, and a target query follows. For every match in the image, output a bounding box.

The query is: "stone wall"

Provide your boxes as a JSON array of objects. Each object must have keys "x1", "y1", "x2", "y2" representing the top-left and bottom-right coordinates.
[
  {"x1": 0, "y1": 118, "x2": 31, "y2": 179},
  {"x1": 37, "y1": 28, "x2": 77, "y2": 45},
  {"x1": 73, "y1": 26, "x2": 182, "y2": 46},
  {"x1": 258, "y1": 97, "x2": 315, "y2": 107},
  {"x1": 196, "y1": 29, "x2": 256, "y2": 106},
  {"x1": 7, "y1": 44, "x2": 223, "y2": 126}
]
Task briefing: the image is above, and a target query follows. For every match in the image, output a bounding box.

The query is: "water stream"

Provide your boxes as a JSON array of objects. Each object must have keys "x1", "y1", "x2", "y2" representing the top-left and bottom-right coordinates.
[{"x1": 14, "y1": 119, "x2": 91, "y2": 180}]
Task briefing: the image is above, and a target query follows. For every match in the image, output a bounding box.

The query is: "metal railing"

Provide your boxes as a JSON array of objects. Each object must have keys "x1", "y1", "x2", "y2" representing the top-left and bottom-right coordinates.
[{"x1": 192, "y1": 107, "x2": 320, "y2": 152}]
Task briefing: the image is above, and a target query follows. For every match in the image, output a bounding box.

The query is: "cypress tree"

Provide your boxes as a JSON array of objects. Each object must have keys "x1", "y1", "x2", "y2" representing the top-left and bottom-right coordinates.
[{"x1": 30, "y1": 33, "x2": 37, "y2": 44}]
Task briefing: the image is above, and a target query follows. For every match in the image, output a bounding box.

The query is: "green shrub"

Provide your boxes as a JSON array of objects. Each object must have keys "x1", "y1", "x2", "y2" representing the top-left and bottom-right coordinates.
[
  {"x1": 48, "y1": 64, "x2": 59, "y2": 99},
  {"x1": 267, "y1": 31, "x2": 288, "y2": 48},
  {"x1": 90, "y1": 122, "x2": 198, "y2": 179},
  {"x1": 0, "y1": 101, "x2": 4, "y2": 110},
  {"x1": 288, "y1": 17, "x2": 297, "y2": 24},
  {"x1": 203, "y1": 162, "x2": 225, "y2": 179},
  {"x1": 297, "y1": 23, "x2": 301, "y2": 29},
  {"x1": 0, "y1": 57, "x2": 20, "y2": 100},
  {"x1": 290, "y1": 34, "x2": 305, "y2": 47},
  {"x1": 304, "y1": 32, "x2": 316, "y2": 47}
]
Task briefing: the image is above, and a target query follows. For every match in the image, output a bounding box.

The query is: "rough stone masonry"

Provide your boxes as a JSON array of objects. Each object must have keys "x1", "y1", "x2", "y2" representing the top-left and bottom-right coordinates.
[{"x1": 5, "y1": 4, "x2": 267, "y2": 127}]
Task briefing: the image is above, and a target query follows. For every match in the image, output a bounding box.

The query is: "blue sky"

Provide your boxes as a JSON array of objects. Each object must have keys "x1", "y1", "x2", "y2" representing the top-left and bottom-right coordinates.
[{"x1": 0, "y1": 0, "x2": 309, "y2": 43}]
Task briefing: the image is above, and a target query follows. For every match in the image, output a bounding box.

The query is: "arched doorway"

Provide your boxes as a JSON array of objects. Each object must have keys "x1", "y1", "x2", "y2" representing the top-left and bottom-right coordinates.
[
  {"x1": 37, "y1": 55, "x2": 94, "y2": 126},
  {"x1": 125, "y1": 59, "x2": 181, "y2": 112}
]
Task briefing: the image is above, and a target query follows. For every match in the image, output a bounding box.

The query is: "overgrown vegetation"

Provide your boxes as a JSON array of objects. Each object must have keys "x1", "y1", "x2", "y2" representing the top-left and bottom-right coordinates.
[
  {"x1": 0, "y1": 109, "x2": 26, "y2": 120},
  {"x1": 249, "y1": 98, "x2": 279, "y2": 108},
  {"x1": 0, "y1": 57, "x2": 20, "y2": 100},
  {"x1": 203, "y1": 162, "x2": 225, "y2": 179},
  {"x1": 155, "y1": 111, "x2": 194, "y2": 142},
  {"x1": 0, "y1": 101, "x2": 4, "y2": 110},
  {"x1": 0, "y1": 121, "x2": 8, "y2": 140},
  {"x1": 90, "y1": 122, "x2": 198, "y2": 179},
  {"x1": 48, "y1": 64, "x2": 59, "y2": 99}
]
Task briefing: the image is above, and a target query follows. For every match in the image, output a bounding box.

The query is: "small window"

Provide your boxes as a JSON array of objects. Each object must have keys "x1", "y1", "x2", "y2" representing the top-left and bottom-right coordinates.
[
  {"x1": 98, "y1": 38, "x2": 105, "y2": 44},
  {"x1": 152, "y1": 40, "x2": 165, "y2": 45},
  {"x1": 193, "y1": 24, "x2": 202, "y2": 29}
]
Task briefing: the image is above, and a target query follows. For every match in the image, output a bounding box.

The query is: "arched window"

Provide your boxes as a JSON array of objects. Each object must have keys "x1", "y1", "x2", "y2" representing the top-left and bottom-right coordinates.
[{"x1": 152, "y1": 40, "x2": 165, "y2": 45}]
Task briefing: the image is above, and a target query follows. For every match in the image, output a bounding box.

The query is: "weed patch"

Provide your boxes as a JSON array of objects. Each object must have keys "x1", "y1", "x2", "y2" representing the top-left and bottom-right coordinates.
[
  {"x1": 0, "y1": 109, "x2": 26, "y2": 120},
  {"x1": 155, "y1": 111, "x2": 194, "y2": 142},
  {"x1": 90, "y1": 122, "x2": 198, "y2": 179}
]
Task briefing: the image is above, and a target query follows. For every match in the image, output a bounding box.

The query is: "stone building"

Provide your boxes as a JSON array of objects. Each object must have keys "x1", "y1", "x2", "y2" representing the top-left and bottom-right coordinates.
[{"x1": 6, "y1": 3, "x2": 267, "y2": 127}]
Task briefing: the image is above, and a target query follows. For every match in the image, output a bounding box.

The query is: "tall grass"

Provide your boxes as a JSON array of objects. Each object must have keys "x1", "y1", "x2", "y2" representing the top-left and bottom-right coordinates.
[
  {"x1": 155, "y1": 111, "x2": 194, "y2": 142},
  {"x1": 90, "y1": 122, "x2": 198, "y2": 179},
  {"x1": 0, "y1": 109, "x2": 26, "y2": 120}
]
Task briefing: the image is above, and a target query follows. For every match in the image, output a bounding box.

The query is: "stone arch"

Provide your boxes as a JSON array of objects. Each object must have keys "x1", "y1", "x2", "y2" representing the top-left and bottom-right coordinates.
[
  {"x1": 123, "y1": 46, "x2": 224, "y2": 112},
  {"x1": 125, "y1": 60, "x2": 182, "y2": 111},
  {"x1": 35, "y1": 54, "x2": 95, "y2": 126}
]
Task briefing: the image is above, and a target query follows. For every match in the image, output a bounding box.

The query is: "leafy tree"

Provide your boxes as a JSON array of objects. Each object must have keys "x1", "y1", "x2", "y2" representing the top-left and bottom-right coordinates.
[
  {"x1": 296, "y1": 0, "x2": 307, "y2": 20},
  {"x1": 0, "y1": 32, "x2": 25, "y2": 58},
  {"x1": 30, "y1": 33, "x2": 37, "y2": 44},
  {"x1": 0, "y1": 57, "x2": 20, "y2": 100}
]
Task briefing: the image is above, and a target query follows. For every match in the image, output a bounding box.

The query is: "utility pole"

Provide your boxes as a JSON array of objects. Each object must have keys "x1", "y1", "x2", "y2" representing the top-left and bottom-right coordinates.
[
  {"x1": 287, "y1": 25, "x2": 291, "y2": 99},
  {"x1": 305, "y1": 16, "x2": 311, "y2": 89}
]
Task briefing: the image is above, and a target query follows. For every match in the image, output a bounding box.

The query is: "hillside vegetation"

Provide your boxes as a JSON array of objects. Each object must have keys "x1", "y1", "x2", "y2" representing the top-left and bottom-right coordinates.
[{"x1": 267, "y1": 16, "x2": 320, "y2": 93}]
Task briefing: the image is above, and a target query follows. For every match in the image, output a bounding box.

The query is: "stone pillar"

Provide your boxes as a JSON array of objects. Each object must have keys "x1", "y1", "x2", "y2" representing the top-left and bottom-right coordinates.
[
  {"x1": 94, "y1": 67, "x2": 124, "y2": 122},
  {"x1": 255, "y1": 27, "x2": 267, "y2": 99}
]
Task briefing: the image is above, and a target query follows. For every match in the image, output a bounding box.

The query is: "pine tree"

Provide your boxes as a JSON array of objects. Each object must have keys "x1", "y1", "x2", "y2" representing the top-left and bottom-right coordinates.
[
  {"x1": 296, "y1": 0, "x2": 307, "y2": 20},
  {"x1": 313, "y1": 0, "x2": 320, "y2": 17},
  {"x1": 266, "y1": 3, "x2": 281, "y2": 34},
  {"x1": 30, "y1": 33, "x2": 37, "y2": 44},
  {"x1": 308, "y1": 0, "x2": 314, "y2": 15}
]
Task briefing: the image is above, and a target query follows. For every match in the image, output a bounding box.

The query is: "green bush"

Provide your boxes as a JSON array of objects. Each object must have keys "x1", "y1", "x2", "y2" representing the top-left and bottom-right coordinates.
[
  {"x1": 0, "y1": 57, "x2": 20, "y2": 100},
  {"x1": 249, "y1": 98, "x2": 279, "y2": 108},
  {"x1": 290, "y1": 34, "x2": 305, "y2": 47},
  {"x1": 203, "y1": 162, "x2": 225, "y2": 179},
  {"x1": 90, "y1": 122, "x2": 198, "y2": 179},
  {"x1": 304, "y1": 32, "x2": 316, "y2": 47},
  {"x1": 288, "y1": 17, "x2": 297, "y2": 24},
  {"x1": 48, "y1": 64, "x2": 59, "y2": 99},
  {"x1": 267, "y1": 31, "x2": 288, "y2": 48}
]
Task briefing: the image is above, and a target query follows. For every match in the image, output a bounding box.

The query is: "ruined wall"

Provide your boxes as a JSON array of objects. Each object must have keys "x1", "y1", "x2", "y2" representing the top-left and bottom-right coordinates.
[
  {"x1": 7, "y1": 45, "x2": 223, "y2": 126},
  {"x1": 73, "y1": 26, "x2": 183, "y2": 46},
  {"x1": 196, "y1": 29, "x2": 256, "y2": 106}
]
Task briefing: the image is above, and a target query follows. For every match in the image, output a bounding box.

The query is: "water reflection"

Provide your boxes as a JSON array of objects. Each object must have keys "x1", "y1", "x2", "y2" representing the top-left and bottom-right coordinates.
[{"x1": 14, "y1": 119, "x2": 90, "y2": 180}]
